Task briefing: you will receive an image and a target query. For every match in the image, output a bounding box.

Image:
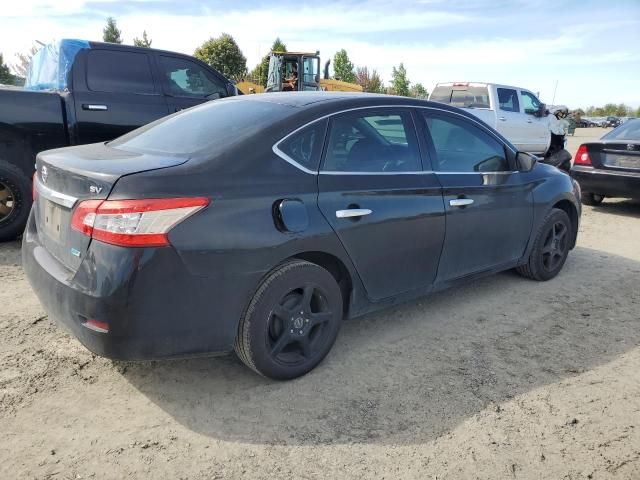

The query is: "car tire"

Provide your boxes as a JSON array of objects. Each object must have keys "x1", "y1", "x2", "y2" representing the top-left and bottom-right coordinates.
[
  {"x1": 581, "y1": 193, "x2": 604, "y2": 206},
  {"x1": 234, "y1": 260, "x2": 343, "y2": 380},
  {"x1": 516, "y1": 208, "x2": 572, "y2": 282},
  {"x1": 0, "y1": 159, "x2": 32, "y2": 242}
]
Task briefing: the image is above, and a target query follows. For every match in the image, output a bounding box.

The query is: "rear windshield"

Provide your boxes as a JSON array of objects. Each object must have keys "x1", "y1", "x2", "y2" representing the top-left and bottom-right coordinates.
[
  {"x1": 430, "y1": 85, "x2": 490, "y2": 109},
  {"x1": 110, "y1": 98, "x2": 292, "y2": 155},
  {"x1": 603, "y1": 119, "x2": 640, "y2": 141}
]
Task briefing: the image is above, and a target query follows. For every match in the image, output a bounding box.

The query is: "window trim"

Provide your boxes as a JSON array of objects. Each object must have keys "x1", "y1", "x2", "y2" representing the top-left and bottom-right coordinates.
[{"x1": 272, "y1": 105, "x2": 517, "y2": 175}]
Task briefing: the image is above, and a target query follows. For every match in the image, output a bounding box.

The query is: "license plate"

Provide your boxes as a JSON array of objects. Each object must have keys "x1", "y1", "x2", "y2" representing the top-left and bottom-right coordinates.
[
  {"x1": 604, "y1": 154, "x2": 640, "y2": 169},
  {"x1": 42, "y1": 200, "x2": 64, "y2": 241}
]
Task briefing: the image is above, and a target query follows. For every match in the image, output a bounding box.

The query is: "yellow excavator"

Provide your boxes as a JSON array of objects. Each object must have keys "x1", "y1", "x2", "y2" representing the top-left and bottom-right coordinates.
[{"x1": 236, "y1": 51, "x2": 362, "y2": 94}]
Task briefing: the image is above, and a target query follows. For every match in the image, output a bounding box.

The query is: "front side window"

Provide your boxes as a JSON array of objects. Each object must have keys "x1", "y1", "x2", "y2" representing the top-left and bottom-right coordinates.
[
  {"x1": 521, "y1": 90, "x2": 542, "y2": 115},
  {"x1": 422, "y1": 113, "x2": 509, "y2": 172},
  {"x1": 497, "y1": 88, "x2": 520, "y2": 113},
  {"x1": 87, "y1": 50, "x2": 155, "y2": 94},
  {"x1": 323, "y1": 111, "x2": 421, "y2": 172},
  {"x1": 159, "y1": 56, "x2": 226, "y2": 99}
]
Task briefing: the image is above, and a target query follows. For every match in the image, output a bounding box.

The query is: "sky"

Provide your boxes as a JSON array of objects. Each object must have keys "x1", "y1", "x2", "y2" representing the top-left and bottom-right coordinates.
[{"x1": 2, "y1": 0, "x2": 639, "y2": 109}]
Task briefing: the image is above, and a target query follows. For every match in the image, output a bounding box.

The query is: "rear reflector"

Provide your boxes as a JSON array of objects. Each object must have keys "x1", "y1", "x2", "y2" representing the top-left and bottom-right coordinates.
[
  {"x1": 84, "y1": 319, "x2": 109, "y2": 333},
  {"x1": 71, "y1": 197, "x2": 209, "y2": 247},
  {"x1": 574, "y1": 144, "x2": 592, "y2": 166}
]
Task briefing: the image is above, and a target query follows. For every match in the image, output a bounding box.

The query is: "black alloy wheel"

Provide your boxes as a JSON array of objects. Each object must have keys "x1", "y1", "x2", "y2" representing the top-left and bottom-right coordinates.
[
  {"x1": 541, "y1": 220, "x2": 568, "y2": 273},
  {"x1": 516, "y1": 208, "x2": 572, "y2": 281},
  {"x1": 235, "y1": 260, "x2": 343, "y2": 379}
]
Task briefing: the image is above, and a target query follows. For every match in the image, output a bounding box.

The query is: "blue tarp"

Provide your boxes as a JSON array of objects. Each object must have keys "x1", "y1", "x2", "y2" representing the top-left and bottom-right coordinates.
[{"x1": 25, "y1": 39, "x2": 90, "y2": 91}]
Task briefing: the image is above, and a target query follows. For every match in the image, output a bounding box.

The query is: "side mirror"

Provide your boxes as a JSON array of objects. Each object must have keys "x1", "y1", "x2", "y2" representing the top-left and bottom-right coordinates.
[{"x1": 517, "y1": 152, "x2": 537, "y2": 172}]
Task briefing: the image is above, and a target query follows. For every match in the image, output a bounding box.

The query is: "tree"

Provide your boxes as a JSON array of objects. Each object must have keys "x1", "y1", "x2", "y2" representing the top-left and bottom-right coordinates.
[
  {"x1": 355, "y1": 66, "x2": 385, "y2": 93},
  {"x1": 251, "y1": 37, "x2": 287, "y2": 87},
  {"x1": 103, "y1": 17, "x2": 122, "y2": 44},
  {"x1": 11, "y1": 45, "x2": 38, "y2": 79},
  {"x1": 636, "y1": 107, "x2": 640, "y2": 118},
  {"x1": 133, "y1": 30, "x2": 152, "y2": 48},
  {"x1": 390, "y1": 63, "x2": 410, "y2": 97},
  {"x1": 194, "y1": 33, "x2": 247, "y2": 82},
  {"x1": 0, "y1": 54, "x2": 14, "y2": 85},
  {"x1": 410, "y1": 83, "x2": 428, "y2": 99},
  {"x1": 332, "y1": 49, "x2": 356, "y2": 83}
]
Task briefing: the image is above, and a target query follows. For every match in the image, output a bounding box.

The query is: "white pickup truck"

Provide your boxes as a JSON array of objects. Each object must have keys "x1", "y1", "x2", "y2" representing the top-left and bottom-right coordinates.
[{"x1": 429, "y1": 82, "x2": 551, "y2": 155}]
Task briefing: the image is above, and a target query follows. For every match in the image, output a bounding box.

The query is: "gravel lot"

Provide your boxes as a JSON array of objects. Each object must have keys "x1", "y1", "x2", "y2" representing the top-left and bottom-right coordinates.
[{"x1": 1, "y1": 127, "x2": 639, "y2": 479}]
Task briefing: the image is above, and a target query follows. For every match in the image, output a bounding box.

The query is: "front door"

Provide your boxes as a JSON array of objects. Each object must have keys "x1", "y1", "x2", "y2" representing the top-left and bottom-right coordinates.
[
  {"x1": 418, "y1": 110, "x2": 534, "y2": 282},
  {"x1": 317, "y1": 108, "x2": 446, "y2": 300},
  {"x1": 157, "y1": 55, "x2": 229, "y2": 113}
]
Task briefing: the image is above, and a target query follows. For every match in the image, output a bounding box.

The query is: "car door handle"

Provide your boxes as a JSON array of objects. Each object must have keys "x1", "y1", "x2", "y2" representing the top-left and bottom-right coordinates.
[
  {"x1": 527, "y1": 119, "x2": 533, "y2": 123},
  {"x1": 449, "y1": 198, "x2": 474, "y2": 207},
  {"x1": 82, "y1": 104, "x2": 108, "y2": 111},
  {"x1": 498, "y1": 116, "x2": 507, "y2": 121},
  {"x1": 336, "y1": 208, "x2": 372, "y2": 218}
]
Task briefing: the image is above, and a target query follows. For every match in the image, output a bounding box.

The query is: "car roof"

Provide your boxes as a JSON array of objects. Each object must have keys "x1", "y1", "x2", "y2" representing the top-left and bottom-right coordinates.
[{"x1": 233, "y1": 91, "x2": 455, "y2": 110}]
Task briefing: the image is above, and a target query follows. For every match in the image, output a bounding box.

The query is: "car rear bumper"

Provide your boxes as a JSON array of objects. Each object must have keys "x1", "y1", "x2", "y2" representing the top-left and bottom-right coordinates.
[
  {"x1": 571, "y1": 166, "x2": 640, "y2": 199},
  {"x1": 21, "y1": 210, "x2": 258, "y2": 360}
]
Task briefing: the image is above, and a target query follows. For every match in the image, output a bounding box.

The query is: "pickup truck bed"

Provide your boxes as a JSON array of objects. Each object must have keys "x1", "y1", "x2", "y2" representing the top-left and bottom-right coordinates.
[{"x1": 0, "y1": 39, "x2": 236, "y2": 241}]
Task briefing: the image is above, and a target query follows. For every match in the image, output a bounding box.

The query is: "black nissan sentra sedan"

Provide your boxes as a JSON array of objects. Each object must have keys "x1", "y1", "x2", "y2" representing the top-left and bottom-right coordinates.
[
  {"x1": 571, "y1": 118, "x2": 640, "y2": 205},
  {"x1": 23, "y1": 93, "x2": 581, "y2": 379}
]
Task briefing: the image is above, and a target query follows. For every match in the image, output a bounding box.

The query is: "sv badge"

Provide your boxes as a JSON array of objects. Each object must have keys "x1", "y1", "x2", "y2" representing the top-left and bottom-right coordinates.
[{"x1": 89, "y1": 185, "x2": 103, "y2": 195}]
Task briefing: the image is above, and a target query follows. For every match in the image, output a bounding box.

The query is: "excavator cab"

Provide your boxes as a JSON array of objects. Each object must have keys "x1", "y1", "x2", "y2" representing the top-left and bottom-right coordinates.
[{"x1": 265, "y1": 52, "x2": 322, "y2": 92}]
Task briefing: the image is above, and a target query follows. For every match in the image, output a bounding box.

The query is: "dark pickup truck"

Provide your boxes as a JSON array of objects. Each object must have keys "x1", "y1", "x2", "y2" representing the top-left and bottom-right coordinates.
[{"x1": 0, "y1": 39, "x2": 237, "y2": 241}]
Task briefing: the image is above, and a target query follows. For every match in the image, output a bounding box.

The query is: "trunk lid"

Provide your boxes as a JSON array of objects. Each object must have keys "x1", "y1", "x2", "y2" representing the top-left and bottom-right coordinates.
[
  {"x1": 34, "y1": 142, "x2": 188, "y2": 271},
  {"x1": 586, "y1": 141, "x2": 640, "y2": 172}
]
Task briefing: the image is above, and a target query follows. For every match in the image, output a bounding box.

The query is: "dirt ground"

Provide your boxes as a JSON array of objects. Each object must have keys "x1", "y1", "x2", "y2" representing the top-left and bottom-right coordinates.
[{"x1": 1, "y1": 127, "x2": 639, "y2": 479}]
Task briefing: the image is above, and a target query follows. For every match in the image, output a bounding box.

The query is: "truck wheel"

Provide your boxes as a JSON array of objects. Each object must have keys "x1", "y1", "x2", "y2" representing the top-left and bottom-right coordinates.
[
  {"x1": 234, "y1": 260, "x2": 343, "y2": 380},
  {"x1": 581, "y1": 193, "x2": 604, "y2": 206},
  {"x1": 0, "y1": 159, "x2": 32, "y2": 242}
]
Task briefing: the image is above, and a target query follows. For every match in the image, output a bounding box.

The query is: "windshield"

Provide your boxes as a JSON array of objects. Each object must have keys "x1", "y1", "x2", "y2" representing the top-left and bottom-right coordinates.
[
  {"x1": 603, "y1": 119, "x2": 640, "y2": 141},
  {"x1": 110, "y1": 98, "x2": 292, "y2": 155}
]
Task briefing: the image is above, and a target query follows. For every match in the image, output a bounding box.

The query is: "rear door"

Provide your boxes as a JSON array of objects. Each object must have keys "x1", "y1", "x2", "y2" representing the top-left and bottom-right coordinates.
[
  {"x1": 495, "y1": 87, "x2": 526, "y2": 149},
  {"x1": 156, "y1": 55, "x2": 229, "y2": 113},
  {"x1": 74, "y1": 48, "x2": 169, "y2": 143},
  {"x1": 317, "y1": 108, "x2": 445, "y2": 300},
  {"x1": 418, "y1": 109, "x2": 534, "y2": 282}
]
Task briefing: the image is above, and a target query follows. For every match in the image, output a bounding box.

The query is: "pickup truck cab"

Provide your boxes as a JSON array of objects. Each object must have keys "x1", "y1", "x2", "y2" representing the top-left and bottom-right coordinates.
[
  {"x1": 430, "y1": 82, "x2": 551, "y2": 156},
  {"x1": 0, "y1": 39, "x2": 237, "y2": 241}
]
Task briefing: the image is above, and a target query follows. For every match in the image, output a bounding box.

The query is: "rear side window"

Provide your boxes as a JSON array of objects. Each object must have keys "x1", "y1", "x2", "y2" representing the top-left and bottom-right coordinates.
[
  {"x1": 86, "y1": 50, "x2": 155, "y2": 94},
  {"x1": 431, "y1": 85, "x2": 490, "y2": 109},
  {"x1": 323, "y1": 111, "x2": 421, "y2": 172},
  {"x1": 278, "y1": 121, "x2": 326, "y2": 171},
  {"x1": 497, "y1": 88, "x2": 520, "y2": 112},
  {"x1": 422, "y1": 112, "x2": 509, "y2": 172}
]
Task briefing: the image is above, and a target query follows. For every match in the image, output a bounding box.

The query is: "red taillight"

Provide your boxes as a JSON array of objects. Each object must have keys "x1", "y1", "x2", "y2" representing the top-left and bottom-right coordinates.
[
  {"x1": 84, "y1": 319, "x2": 109, "y2": 333},
  {"x1": 71, "y1": 197, "x2": 209, "y2": 247},
  {"x1": 574, "y1": 144, "x2": 592, "y2": 166}
]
